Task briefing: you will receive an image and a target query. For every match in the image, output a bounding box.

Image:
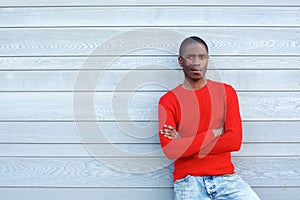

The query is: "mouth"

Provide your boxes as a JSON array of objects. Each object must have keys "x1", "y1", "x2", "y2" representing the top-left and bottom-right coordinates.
[{"x1": 191, "y1": 68, "x2": 202, "y2": 73}]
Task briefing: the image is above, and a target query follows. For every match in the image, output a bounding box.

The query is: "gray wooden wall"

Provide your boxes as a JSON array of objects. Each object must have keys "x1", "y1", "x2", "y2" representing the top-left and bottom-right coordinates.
[{"x1": 0, "y1": 1, "x2": 299, "y2": 199}]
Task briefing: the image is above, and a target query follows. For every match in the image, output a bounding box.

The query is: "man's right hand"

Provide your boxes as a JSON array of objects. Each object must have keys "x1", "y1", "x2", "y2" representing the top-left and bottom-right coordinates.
[{"x1": 160, "y1": 124, "x2": 181, "y2": 139}]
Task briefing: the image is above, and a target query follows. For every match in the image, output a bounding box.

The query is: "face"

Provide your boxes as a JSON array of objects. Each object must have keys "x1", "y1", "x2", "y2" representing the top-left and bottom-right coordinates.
[{"x1": 178, "y1": 42, "x2": 209, "y2": 83}]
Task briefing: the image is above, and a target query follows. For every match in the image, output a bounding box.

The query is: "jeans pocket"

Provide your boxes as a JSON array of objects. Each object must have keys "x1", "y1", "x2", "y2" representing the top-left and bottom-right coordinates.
[
  {"x1": 174, "y1": 175, "x2": 199, "y2": 200},
  {"x1": 221, "y1": 173, "x2": 237, "y2": 180},
  {"x1": 174, "y1": 175, "x2": 191, "y2": 185}
]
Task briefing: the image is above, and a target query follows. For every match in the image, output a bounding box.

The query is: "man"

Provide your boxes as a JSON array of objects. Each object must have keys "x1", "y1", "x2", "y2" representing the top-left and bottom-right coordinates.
[{"x1": 158, "y1": 36, "x2": 260, "y2": 199}]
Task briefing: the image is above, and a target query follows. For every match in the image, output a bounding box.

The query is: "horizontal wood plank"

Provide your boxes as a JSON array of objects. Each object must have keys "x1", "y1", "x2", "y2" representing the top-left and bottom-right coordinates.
[
  {"x1": 0, "y1": 187, "x2": 298, "y2": 200},
  {"x1": 1, "y1": 28, "x2": 300, "y2": 56},
  {"x1": 1, "y1": 121, "x2": 299, "y2": 143},
  {"x1": 1, "y1": 0, "x2": 300, "y2": 7},
  {"x1": 1, "y1": 56, "x2": 300, "y2": 70},
  {"x1": 0, "y1": 157, "x2": 299, "y2": 187},
  {"x1": 0, "y1": 70, "x2": 299, "y2": 91},
  {"x1": 0, "y1": 92, "x2": 299, "y2": 121},
  {"x1": 0, "y1": 188, "x2": 174, "y2": 200},
  {"x1": 1, "y1": 7, "x2": 300, "y2": 27},
  {"x1": 0, "y1": 143, "x2": 299, "y2": 157}
]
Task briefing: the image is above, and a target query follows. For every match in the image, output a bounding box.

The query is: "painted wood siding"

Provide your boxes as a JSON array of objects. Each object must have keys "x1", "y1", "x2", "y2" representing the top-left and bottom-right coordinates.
[{"x1": 0, "y1": 1, "x2": 299, "y2": 199}]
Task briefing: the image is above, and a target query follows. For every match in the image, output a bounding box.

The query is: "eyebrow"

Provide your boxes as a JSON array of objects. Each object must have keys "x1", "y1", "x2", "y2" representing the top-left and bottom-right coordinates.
[{"x1": 185, "y1": 54, "x2": 208, "y2": 56}]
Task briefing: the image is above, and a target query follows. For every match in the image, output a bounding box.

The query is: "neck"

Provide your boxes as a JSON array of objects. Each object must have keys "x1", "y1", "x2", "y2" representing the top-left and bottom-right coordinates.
[{"x1": 182, "y1": 78, "x2": 208, "y2": 90}]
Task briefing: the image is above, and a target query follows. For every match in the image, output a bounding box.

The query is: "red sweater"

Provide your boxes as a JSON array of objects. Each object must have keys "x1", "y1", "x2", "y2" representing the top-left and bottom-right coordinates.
[{"x1": 158, "y1": 80, "x2": 242, "y2": 182}]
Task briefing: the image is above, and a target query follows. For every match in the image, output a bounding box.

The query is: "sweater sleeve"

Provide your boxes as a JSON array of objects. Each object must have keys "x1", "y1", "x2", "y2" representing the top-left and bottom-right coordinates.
[
  {"x1": 159, "y1": 129, "x2": 216, "y2": 160},
  {"x1": 200, "y1": 86, "x2": 242, "y2": 155},
  {"x1": 158, "y1": 94, "x2": 217, "y2": 160}
]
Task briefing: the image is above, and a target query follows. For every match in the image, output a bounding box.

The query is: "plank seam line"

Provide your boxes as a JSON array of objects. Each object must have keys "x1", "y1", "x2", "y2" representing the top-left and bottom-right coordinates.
[
  {"x1": 1, "y1": 54, "x2": 300, "y2": 58},
  {"x1": 1, "y1": 90, "x2": 300, "y2": 92},
  {"x1": 1, "y1": 68, "x2": 300, "y2": 71},
  {"x1": 2, "y1": 25, "x2": 300, "y2": 28},
  {"x1": 1, "y1": 5, "x2": 300, "y2": 8},
  {"x1": 1, "y1": 155, "x2": 300, "y2": 158},
  {"x1": 0, "y1": 186, "x2": 298, "y2": 189},
  {"x1": 0, "y1": 120, "x2": 299, "y2": 122}
]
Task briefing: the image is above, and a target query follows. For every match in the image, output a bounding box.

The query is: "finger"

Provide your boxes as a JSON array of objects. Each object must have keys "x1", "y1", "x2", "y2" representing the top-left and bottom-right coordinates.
[
  {"x1": 162, "y1": 129, "x2": 176, "y2": 136},
  {"x1": 160, "y1": 130, "x2": 171, "y2": 134},
  {"x1": 163, "y1": 124, "x2": 175, "y2": 130},
  {"x1": 160, "y1": 128, "x2": 175, "y2": 134},
  {"x1": 164, "y1": 134, "x2": 175, "y2": 139},
  {"x1": 160, "y1": 130, "x2": 175, "y2": 139},
  {"x1": 161, "y1": 131, "x2": 174, "y2": 137}
]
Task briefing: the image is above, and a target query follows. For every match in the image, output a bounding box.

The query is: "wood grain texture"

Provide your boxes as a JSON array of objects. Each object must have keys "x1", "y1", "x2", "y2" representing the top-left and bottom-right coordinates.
[
  {"x1": 0, "y1": 7, "x2": 300, "y2": 27},
  {"x1": 1, "y1": 121, "x2": 299, "y2": 143},
  {"x1": 0, "y1": 188, "x2": 175, "y2": 200},
  {"x1": 1, "y1": 0, "x2": 300, "y2": 7},
  {"x1": 1, "y1": 28, "x2": 300, "y2": 56},
  {"x1": 0, "y1": 143, "x2": 299, "y2": 157},
  {"x1": 0, "y1": 92, "x2": 299, "y2": 121},
  {"x1": 0, "y1": 157, "x2": 299, "y2": 187},
  {"x1": 0, "y1": 70, "x2": 299, "y2": 91},
  {"x1": 0, "y1": 187, "x2": 298, "y2": 200},
  {"x1": 1, "y1": 56, "x2": 300, "y2": 70},
  {"x1": 1, "y1": 2, "x2": 299, "y2": 199}
]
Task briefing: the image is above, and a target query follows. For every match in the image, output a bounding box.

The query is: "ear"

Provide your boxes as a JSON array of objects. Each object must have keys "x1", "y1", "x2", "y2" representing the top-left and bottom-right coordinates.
[{"x1": 178, "y1": 56, "x2": 183, "y2": 67}]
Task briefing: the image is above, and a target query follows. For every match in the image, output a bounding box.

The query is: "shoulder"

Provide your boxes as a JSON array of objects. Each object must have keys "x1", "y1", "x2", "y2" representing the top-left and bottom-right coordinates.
[
  {"x1": 209, "y1": 80, "x2": 237, "y2": 93},
  {"x1": 208, "y1": 80, "x2": 238, "y2": 102},
  {"x1": 159, "y1": 85, "x2": 181, "y2": 105}
]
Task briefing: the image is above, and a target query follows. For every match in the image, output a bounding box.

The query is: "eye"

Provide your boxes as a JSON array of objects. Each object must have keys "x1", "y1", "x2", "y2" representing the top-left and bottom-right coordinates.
[
  {"x1": 185, "y1": 55, "x2": 194, "y2": 60},
  {"x1": 200, "y1": 55, "x2": 207, "y2": 60}
]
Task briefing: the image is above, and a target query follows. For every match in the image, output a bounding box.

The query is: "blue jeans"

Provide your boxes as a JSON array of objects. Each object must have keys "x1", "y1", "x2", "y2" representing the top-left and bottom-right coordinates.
[{"x1": 174, "y1": 174, "x2": 260, "y2": 200}]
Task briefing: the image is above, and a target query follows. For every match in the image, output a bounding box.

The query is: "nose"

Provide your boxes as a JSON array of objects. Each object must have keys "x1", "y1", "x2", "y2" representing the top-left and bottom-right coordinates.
[{"x1": 192, "y1": 57, "x2": 201, "y2": 66}]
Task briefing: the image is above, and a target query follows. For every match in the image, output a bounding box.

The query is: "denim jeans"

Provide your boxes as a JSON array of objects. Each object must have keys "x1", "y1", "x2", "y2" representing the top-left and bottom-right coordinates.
[{"x1": 174, "y1": 174, "x2": 260, "y2": 200}]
